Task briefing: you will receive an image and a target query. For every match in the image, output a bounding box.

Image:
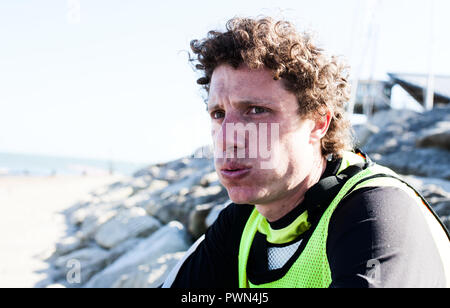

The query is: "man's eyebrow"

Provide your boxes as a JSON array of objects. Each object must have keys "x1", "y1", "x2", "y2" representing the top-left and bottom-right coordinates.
[
  {"x1": 206, "y1": 101, "x2": 219, "y2": 111},
  {"x1": 207, "y1": 99, "x2": 274, "y2": 111}
]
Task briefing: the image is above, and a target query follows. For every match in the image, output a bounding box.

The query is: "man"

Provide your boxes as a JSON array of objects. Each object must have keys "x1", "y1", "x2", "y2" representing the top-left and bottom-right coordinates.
[{"x1": 163, "y1": 17, "x2": 450, "y2": 288}]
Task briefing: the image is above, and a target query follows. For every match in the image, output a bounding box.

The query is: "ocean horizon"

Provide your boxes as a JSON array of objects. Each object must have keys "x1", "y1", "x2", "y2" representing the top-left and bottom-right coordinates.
[{"x1": 0, "y1": 152, "x2": 148, "y2": 177}]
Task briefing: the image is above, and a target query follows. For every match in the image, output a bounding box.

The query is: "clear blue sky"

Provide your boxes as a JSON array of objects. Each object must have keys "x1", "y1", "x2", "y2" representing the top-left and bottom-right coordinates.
[{"x1": 1, "y1": 0, "x2": 449, "y2": 164}]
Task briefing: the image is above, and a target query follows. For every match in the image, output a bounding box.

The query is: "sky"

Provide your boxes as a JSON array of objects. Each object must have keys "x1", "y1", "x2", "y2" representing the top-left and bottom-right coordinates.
[{"x1": 0, "y1": 0, "x2": 449, "y2": 164}]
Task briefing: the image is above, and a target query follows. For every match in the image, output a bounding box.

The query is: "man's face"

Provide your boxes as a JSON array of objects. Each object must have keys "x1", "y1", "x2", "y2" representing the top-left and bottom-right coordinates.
[{"x1": 208, "y1": 64, "x2": 321, "y2": 205}]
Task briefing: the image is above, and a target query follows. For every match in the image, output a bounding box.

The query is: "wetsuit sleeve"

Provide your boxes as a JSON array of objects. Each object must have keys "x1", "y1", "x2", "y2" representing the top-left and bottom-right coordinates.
[
  {"x1": 166, "y1": 203, "x2": 253, "y2": 288},
  {"x1": 327, "y1": 186, "x2": 446, "y2": 288}
]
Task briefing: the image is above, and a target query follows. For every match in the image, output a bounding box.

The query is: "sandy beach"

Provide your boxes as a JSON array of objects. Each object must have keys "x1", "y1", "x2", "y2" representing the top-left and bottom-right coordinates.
[{"x1": 0, "y1": 175, "x2": 123, "y2": 288}]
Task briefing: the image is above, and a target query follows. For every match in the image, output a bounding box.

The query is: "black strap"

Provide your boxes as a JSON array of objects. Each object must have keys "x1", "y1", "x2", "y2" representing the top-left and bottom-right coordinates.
[{"x1": 305, "y1": 162, "x2": 366, "y2": 223}]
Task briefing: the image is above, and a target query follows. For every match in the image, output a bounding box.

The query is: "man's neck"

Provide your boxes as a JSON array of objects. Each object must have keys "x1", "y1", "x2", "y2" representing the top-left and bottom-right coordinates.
[{"x1": 255, "y1": 154, "x2": 327, "y2": 223}]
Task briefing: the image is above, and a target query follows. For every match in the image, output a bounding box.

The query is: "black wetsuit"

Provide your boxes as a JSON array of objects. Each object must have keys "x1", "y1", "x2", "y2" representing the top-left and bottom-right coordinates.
[{"x1": 166, "y1": 159, "x2": 447, "y2": 288}]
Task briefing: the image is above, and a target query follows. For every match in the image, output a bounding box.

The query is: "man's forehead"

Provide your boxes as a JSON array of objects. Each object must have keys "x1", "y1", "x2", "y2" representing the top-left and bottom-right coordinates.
[
  {"x1": 210, "y1": 64, "x2": 273, "y2": 88},
  {"x1": 208, "y1": 65, "x2": 285, "y2": 107}
]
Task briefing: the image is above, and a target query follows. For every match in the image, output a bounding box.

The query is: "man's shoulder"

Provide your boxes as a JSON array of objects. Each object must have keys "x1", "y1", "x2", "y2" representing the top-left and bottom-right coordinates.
[
  {"x1": 331, "y1": 185, "x2": 418, "y2": 225},
  {"x1": 326, "y1": 184, "x2": 447, "y2": 287},
  {"x1": 327, "y1": 184, "x2": 435, "y2": 251}
]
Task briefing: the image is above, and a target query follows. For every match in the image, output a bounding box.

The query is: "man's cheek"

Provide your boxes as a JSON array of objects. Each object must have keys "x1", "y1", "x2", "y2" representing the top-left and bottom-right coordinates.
[
  {"x1": 210, "y1": 124, "x2": 220, "y2": 142},
  {"x1": 211, "y1": 124, "x2": 225, "y2": 158},
  {"x1": 211, "y1": 122, "x2": 220, "y2": 137},
  {"x1": 256, "y1": 123, "x2": 281, "y2": 170}
]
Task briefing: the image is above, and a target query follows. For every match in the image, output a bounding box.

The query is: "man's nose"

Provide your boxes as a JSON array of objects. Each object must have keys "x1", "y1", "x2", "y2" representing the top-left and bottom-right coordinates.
[{"x1": 213, "y1": 114, "x2": 246, "y2": 158}]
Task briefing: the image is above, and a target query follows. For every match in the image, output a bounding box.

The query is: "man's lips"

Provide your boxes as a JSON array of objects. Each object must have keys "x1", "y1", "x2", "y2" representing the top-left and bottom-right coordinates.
[{"x1": 220, "y1": 162, "x2": 252, "y2": 180}]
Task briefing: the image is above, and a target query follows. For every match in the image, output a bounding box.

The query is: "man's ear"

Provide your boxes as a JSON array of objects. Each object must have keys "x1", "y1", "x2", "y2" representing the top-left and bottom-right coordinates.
[{"x1": 310, "y1": 109, "x2": 332, "y2": 143}]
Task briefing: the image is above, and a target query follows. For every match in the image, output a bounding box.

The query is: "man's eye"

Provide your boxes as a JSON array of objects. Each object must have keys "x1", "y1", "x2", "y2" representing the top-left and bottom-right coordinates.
[
  {"x1": 211, "y1": 110, "x2": 225, "y2": 119},
  {"x1": 249, "y1": 106, "x2": 267, "y2": 115}
]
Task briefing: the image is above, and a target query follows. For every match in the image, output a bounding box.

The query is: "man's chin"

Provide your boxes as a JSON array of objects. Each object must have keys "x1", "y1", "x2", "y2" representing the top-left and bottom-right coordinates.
[{"x1": 226, "y1": 187, "x2": 261, "y2": 205}]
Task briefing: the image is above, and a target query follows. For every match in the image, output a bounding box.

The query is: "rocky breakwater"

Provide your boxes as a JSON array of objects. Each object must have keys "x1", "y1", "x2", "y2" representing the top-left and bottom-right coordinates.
[
  {"x1": 354, "y1": 105, "x2": 450, "y2": 229},
  {"x1": 40, "y1": 152, "x2": 229, "y2": 288},
  {"x1": 355, "y1": 106, "x2": 450, "y2": 179}
]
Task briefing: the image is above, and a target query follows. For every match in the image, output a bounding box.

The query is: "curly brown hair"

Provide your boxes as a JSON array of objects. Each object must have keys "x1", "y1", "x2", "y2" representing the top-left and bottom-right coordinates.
[{"x1": 190, "y1": 16, "x2": 354, "y2": 157}]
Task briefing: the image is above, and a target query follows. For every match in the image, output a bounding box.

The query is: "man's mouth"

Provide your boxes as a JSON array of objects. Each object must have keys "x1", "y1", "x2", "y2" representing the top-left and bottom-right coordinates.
[{"x1": 220, "y1": 163, "x2": 252, "y2": 180}]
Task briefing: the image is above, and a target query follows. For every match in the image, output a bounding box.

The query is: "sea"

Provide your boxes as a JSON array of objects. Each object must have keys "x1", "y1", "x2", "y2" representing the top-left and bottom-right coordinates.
[{"x1": 0, "y1": 152, "x2": 148, "y2": 177}]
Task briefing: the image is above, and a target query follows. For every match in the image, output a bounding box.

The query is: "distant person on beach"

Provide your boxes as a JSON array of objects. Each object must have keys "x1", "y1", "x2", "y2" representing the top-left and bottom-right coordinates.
[{"x1": 163, "y1": 16, "x2": 450, "y2": 288}]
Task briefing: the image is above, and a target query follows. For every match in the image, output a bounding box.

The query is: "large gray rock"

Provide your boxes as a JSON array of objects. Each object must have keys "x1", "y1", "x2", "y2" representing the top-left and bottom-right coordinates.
[
  {"x1": 53, "y1": 247, "x2": 110, "y2": 284},
  {"x1": 353, "y1": 122, "x2": 380, "y2": 148},
  {"x1": 205, "y1": 201, "x2": 231, "y2": 228},
  {"x1": 84, "y1": 221, "x2": 191, "y2": 288},
  {"x1": 145, "y1": 194, "x2": 189, "y2": 225},
  {"x1": 417, "y1": 131, "x2": 450, "y2": 151},
  {"x1": 146, "y1": 176, "x2": 228, "y2": 227},
  {"x1": 97, "y1": 185, "x2": 134, "y2": 204},
  {"x1": 188, "y1": 203, "x2": 216, "y2": 239},
  {"x1": 54, "y1": 235, "x2": 87, "y2": 256},
  {"x1": 94, "y1": 207, "x2": 162, "y2": 249},
  {"x1": 375, "y1": 148, "x2": 450, "y2": 180},
  {"x1": 111, "y1": 252, "x2": 186, "y2": 288},
  {"x1": 78, "y1": 207, "x2": 118, "y2": 240},
  {"x1": 402, "y1": 175, "x2": 450, "y2": 230},
  {"x1": 199, "y1": 170, "x2": 220, "y2": 187},
  {"x1": 361, "y1": 106, "x2": 450, "y2": 179},
  {"x1": 49, "y1": 237, "x2": 141, "y2": 287}
]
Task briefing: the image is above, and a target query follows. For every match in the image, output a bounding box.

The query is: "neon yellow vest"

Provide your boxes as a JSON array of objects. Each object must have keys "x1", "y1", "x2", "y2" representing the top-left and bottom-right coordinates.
[{"x1": 238, "y1": 152, "x2": 450, "y2": 288}]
